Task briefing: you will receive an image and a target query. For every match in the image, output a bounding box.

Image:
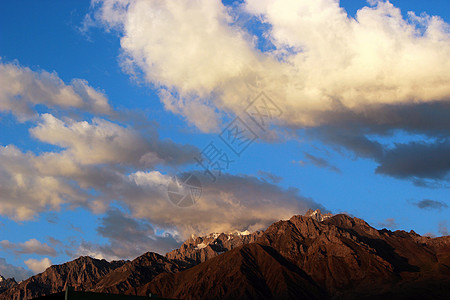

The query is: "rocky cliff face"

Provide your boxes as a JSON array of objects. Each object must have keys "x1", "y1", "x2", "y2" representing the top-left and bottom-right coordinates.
[
  {"x1": 257, "y1": 213, "x2": 450, "y2": 298},
  {"x1": 142, "y1": 214, "x2": 450, "y2": 299},
  {"x1": 142, "y1": 243, "x2": 326, "y2": 300},
  {"x1": 304, "y1": 208, "x2": 333, "y2": 222},
  {"x1": 2, "y1": 212, "x2": 449, "y2": 300},
  {"x1": 91, "y1": 252, "x2": 189, "y2": 295},
  {"x1": 166, "y1": 230, "x2": 263, "y2": 265},
  {"x1": 0, "y1": 275, "x2": 17, "y2": 294}
]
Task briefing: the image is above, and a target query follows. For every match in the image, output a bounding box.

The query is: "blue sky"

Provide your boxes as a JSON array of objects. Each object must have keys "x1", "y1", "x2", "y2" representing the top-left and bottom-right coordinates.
[{"x1": 0, "y1": 0, "x2": 449, "y2": 279}]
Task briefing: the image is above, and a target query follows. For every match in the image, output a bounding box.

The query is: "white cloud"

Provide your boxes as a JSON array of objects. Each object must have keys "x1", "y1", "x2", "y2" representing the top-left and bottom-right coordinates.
[
  {"x1": 1, "y1": 118, "x2": 323, "y2": 242},
  {"x1": 0, "y1": 61, "x2": 112, "y2": 121},
  {"x1": 0, "y1": 111, "x2": 198, "y2": 220},
  {"x1": 30, "y1": 113, "x2": 198, "y2": 167},
  {"x1": 24, "y1": 258, "x2": 52, "y2": 274},
  {"x1": 91, "y1": 0, "x2": 267, "y2": 131},
  {"x1": 91, "y1": 0, "x2": 450, "y2": 131},
  {"x1": 88, "y1": 0, "x2": 450, "y2": 184},
  {"x1": 0, "y1": 145, "x2": 87, "y2": 220},
  {"x1": 31, "y1": 114, "x2": 151, "y2": 166},
  {"x1": 0, "y1": 239, "x2": 57, "y2": 257},
  {"x1": 67, "y1": 170, "x2": 324, "y2": 258},
  {"x1": 95, "y1": 0, "x2": 257, "y2": 93},
  {"x1": 3, "y1": 112, "x2": 326, "y2": 234}
]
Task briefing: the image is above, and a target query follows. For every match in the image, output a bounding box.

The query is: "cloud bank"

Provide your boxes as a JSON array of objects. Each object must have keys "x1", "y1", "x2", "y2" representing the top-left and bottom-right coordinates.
[
  {"x1": 89, "y1": 0, "x2": 450, "y2": 183},
  {"x1": 0, "y1": 111, "x2": 198, "y2": 221},
  {"x1": 91, "y1": 0, "x2": 450, "y2": 127},
  {"x1": 0, "y1": 60, "x2": 323, "y2": 243}
]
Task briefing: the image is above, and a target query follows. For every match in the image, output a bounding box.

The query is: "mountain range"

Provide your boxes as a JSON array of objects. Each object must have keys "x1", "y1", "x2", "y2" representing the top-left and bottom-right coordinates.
[{"x1": 1, "y1": 209, "x2": 449, "y2": 299}]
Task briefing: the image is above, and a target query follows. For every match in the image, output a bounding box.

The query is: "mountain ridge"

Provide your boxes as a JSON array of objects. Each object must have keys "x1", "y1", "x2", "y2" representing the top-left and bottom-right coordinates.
[
  {"x1": 1, "y1": 210, "x2": 449, "y2": 299},
  {"x1": 0, "y1": 256, "x2": 126, "y2": 300}
]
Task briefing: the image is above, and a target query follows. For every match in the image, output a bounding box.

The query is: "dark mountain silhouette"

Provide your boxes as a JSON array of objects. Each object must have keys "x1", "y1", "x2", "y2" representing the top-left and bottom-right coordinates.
[{"x1": 1, "y1": 211, "x2": 449, "y2": 299}]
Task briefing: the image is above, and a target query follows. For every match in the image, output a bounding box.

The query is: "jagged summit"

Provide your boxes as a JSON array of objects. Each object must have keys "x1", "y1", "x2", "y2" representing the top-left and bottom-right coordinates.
[
  {"x1": 166, "y1": 230, "x2": 263, "y2": 265},
  {"x1": 304, "y1": 208, "x2": 333, "y2": 222}
]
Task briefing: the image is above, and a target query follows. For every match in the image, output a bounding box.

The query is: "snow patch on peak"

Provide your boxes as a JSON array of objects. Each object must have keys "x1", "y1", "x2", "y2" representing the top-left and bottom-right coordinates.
[
  {"x1": 237, "y1": 230, "x2": 250, "y2": 236},
  {"x1": 228, "y1": 230, "x2": 251, "y2": 236},
  {"x1": 195, "y1": 242, "x2": 207, "y2": 250},
  {"x1": 305, "y1": 209, "x2": 333, "y2": 222},
  {"x1": 204, "y1": 232, "x2": 220, "y2": 239}
]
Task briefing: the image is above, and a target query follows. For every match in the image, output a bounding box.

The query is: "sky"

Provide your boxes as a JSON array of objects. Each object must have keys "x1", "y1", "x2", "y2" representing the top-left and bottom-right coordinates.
[{"x1": 0, "y1": 0, "x2": 449, "y2": 280}]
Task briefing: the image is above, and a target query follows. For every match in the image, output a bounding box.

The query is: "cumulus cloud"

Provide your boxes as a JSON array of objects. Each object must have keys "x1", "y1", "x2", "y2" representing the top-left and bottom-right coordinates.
[
  {"x1": 91, "y1": 0, "x2": 263, "y2": 131},
  {"x1": 0, "y1": 239, "x2": 57, "y2": 257},
  {"x1": 89, "y1": 0, "x2": 450, "y2": 183},
  {"x1": 24, "y1": 258, "x2": 52, "y2": 274},
  {"x1": 1, "y1": 115, "x2": 322, "y2": 240},
  {"x1": 0, "y1": 112, "x2": 198, "y2": 220},
  {"x1": 413, "y1": 199, "x2": 448, "y2": 210},
  {"x1": 90, "y1": 0, "x2": 450, "y2": 128},
  {"x1": 0, "y1": 145, "x2": 87, "y2": 220},
  {"x1": 4, "y1": 0, "x2": 449, "y2": 255},
  {"x1": 245, "y1": 0, "x2": 450, "y2": 120},
  {"x1": 2, "y1": 82, "x2": 325, "y2": 234},
  {"x1": 0, "y1": 257, "x2": 33, "y2": 281},
  {"x1": 30, "y1": 114, "x2": 197, "y2": 167},
  {"x1": 0, "y1": 61, "x2": 112, "y2": 120},
  {"x1": 74, "y1": 169, "x2": 325, "y2": 258}
]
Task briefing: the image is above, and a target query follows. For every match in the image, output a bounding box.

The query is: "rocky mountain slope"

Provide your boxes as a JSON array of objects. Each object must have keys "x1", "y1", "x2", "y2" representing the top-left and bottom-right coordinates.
[
  {"x1": 0, "y1": 257, "x2": 125, "y2": 300},
  {"x1": 86, "y1": 230, "x2": 264, "y2": 295},
  {"x1": 166, "y1": 230, "x2": 263, "y2": 265},
  {"x1": 257, "y1": 213, "x2": 450, "y2": 299},
  {"x1": 90, "y1": 252, "x2": 189, "y2": 294},
  {"x1": 1, "y1": 210, "x2": 449, "y2": 299},
  {"x1": 304, "y1": 208, "x2": 333, "y2": 222},
  {"x1": 133, "y1": 213, "x2": 449, "y2": 299},
  {"x1": 0, "y1": 275, "x2": 17, "y2": 294},
  {"x1": 141, "y1": 243, "x2": 326, "y2": 300}
]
